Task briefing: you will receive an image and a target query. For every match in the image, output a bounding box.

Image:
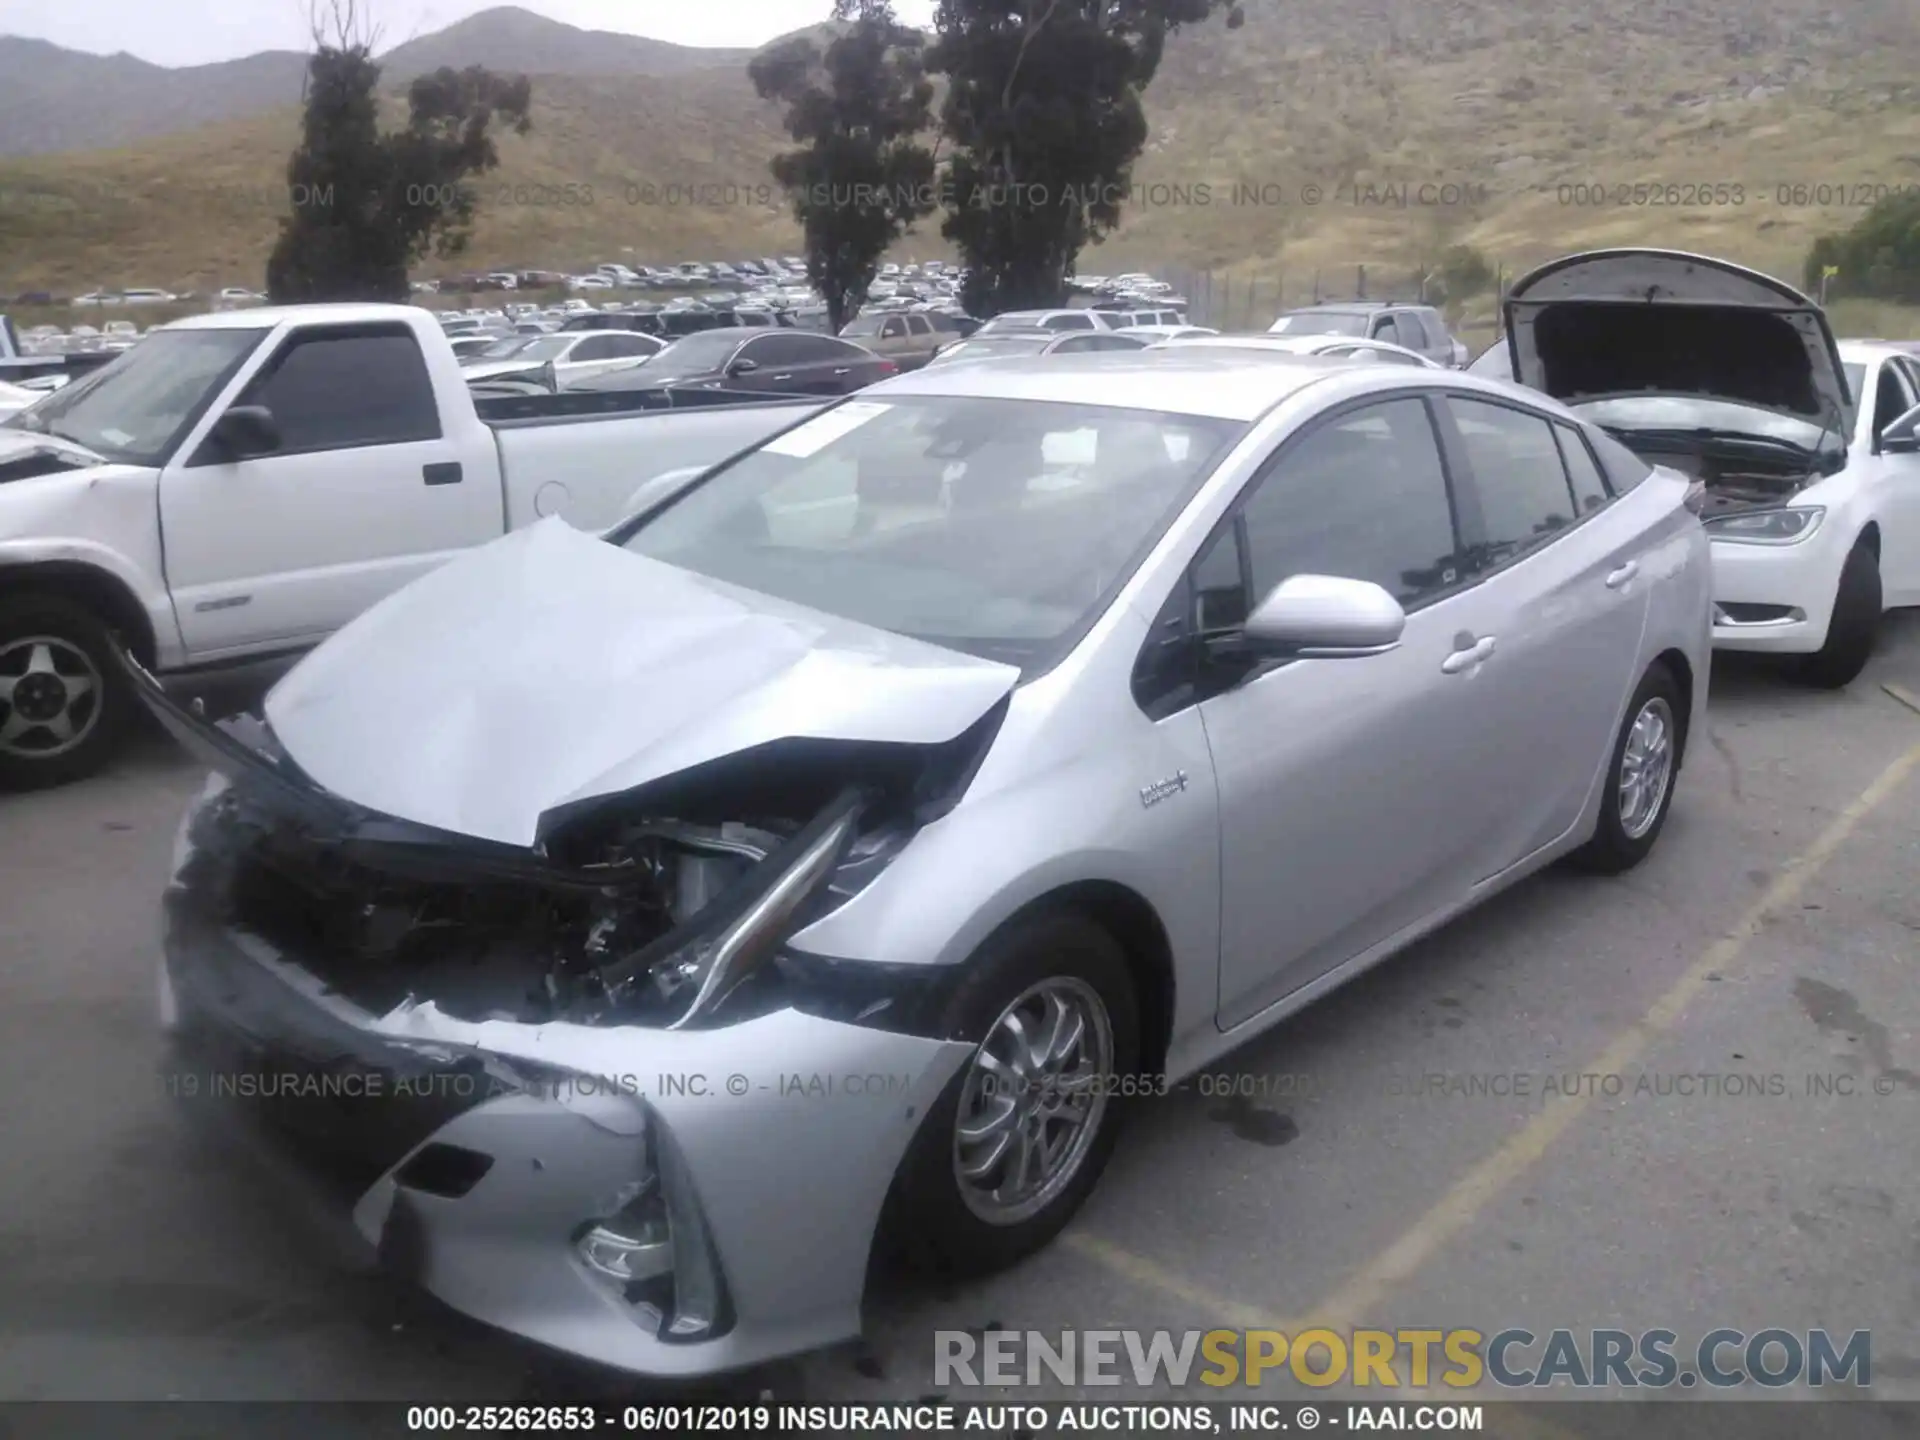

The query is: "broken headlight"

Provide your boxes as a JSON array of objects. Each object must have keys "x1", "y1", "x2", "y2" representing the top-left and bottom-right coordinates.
[
  {"x1": 593, "y1": 789, "x2": 864, "y2": 1029},
  {"x1": 1705, "y1": 505, "x2": 1824, "y2": 545}
]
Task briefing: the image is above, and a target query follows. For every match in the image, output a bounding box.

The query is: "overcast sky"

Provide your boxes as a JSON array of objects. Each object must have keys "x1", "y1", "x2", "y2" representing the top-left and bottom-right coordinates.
[{"x1": 0, "y1": 0, "x2": 938, "y2": 67}]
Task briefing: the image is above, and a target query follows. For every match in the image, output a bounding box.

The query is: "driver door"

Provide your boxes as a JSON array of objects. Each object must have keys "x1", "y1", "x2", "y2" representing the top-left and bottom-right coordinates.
[{"x1": 1198, "y1": 396, "x2": 1510, "y2": 1028}]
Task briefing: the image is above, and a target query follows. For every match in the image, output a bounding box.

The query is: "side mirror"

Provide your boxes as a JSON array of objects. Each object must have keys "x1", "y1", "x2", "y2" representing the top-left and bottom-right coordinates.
[
  {"x1": 1878, "y1": 401, "x2": 1920, "y2": 455},
  {"x1": 727, "y1": 357, "x2": 759, "y2": 377},
  {"x1": 1237, "y1": 574, "x2": 1406, "y2": 658},
  {"x1": 205, "y1": 404, "x2": 281, "y2": 460}
]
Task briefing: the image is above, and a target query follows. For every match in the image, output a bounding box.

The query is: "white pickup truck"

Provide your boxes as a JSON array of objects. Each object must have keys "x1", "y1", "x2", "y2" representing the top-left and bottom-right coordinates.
[{"x1": 0, "y1": 303, "x2": 824, "y2": 789}]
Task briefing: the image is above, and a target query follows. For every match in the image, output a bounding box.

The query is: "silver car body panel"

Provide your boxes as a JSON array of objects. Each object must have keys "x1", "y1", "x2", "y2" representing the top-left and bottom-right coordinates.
[
  {"x1": 262, "y1": 517, "x2": 1022, "y2": 847},
  {"x1": 160, "y1": 350, "x2": 1712, "y2": 1376}
]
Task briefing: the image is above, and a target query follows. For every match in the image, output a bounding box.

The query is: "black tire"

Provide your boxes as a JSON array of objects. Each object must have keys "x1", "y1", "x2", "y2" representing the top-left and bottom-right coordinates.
[
  {"x1": 1791, "y1": 543, "x2": 1881, "y2": 690},
  {"x1": 0, "y1": 594, "x2": 134, "y2": 791},
  {"x1": 1570, "y1": 661, "x2": 1683, "y2": 875},
  {"x1": 881, "y1": 909, "x2": 1140, "y2": 1279}
]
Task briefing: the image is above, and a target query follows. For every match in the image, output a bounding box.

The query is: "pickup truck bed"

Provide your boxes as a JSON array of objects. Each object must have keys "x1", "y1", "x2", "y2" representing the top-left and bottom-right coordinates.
[{"x1": 0, "y1": 302, "x2": 828, "y2": 789}]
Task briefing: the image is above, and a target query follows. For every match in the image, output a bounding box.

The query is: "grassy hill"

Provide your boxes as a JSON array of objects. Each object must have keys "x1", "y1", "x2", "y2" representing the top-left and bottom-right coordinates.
[{"x1": 3, "y1": 0, "x2": 1919, "y2": 300}]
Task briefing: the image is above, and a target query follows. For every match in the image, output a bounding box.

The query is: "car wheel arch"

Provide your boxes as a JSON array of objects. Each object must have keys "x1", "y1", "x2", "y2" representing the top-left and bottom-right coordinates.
[
  {"x1": 1649, "y1": 647, "x2": 1694, "y2": 766},
  {"x1": 1855, "y1": 521, "x2": 1880, "y2": 560},
  {"x1": 0, "y1": 561, "x2": 158, "y2": 666},
  {"x1": 959, "y1": 879, "x2": 1177, "y2": 1081}
]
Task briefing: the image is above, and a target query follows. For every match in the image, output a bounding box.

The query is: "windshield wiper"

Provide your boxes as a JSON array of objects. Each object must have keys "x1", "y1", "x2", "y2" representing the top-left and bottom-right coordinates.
[{"x1": 1601, "y1": 425, "x2": 1816, "y2": 456}]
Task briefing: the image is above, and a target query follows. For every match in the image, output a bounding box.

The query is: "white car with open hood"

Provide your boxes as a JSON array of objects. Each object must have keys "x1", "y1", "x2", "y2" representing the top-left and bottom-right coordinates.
[
  {"x1": 144, "y1": 348, "x2": 1709, "y2": 1381},
  {"x1": 1501, "y1": 248, "x2": 1920, "y2": 687}
]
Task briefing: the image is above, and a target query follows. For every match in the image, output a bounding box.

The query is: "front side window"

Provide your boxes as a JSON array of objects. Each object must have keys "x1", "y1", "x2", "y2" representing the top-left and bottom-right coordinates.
[
  {"x1": 1239, "y1": 397, "x2": 1462, "y2": 609},
  {"x1": 239, "y1": 328, "x2": 441, "y2": 452},
  {"x1": 1272, "y1": 312, "x2": 1369, "y2": 337},
  {"x1": 1446, "y1": 397, "x2": 1579, "y2": 567},
  {"x1": 621, "y1": 396, "x2": 1244, "y2": 666},
  {"x1": 1392, "y1": 314, "x2": 1427, "y2": 350}
]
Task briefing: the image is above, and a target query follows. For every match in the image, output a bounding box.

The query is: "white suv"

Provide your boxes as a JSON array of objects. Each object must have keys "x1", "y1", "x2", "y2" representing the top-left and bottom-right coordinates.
[{"x1": 1502, "y1": 248, "x2": 1920, "y2": 687}]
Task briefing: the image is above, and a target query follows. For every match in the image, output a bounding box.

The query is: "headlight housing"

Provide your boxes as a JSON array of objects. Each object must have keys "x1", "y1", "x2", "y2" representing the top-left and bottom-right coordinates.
[
  {"x1": 1705, "y1": 505, "x2": 1825, "y2": 545},
  {"x1": 594, "y1": 789, "x2": 865, "y2": 1029}
]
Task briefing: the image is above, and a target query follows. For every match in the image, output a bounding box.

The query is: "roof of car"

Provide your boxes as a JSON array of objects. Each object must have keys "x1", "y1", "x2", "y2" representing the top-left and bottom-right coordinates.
[
  {"x1": 865, "y1": 348, "x2": 1349, "y2": 421},
  {"x1": 1285, "y1": 301, "x2": 1408, "y2": 312},
  {"x1": 1159, "y1": 333, "x2": 1429, "y2": 359},
  {"x1": 165, "y1": 302, "x2": 422, "y2": 331}
]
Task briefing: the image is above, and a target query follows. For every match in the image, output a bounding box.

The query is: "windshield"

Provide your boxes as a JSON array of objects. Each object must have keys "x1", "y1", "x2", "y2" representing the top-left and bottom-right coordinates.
[
  {"x1": 4, "y1": 327, "x2": 264, "y2": 465},
  {"x1": 1271, "y1": 311, "x2": 1369, "y2": 337},
  {"x1": 1574, "y1": 395, "x2": 1842, "y2": 452},
  {"x1": 477, "y1": 336, "x2": 533, "y2": 359},
  {"x1": 840, "y1": 316, "x2": 887, "y2": 337},
  {"x1": 499, "y1": 335, "x2": 576, "y2": 363},
  {"x1": 620, "y1": 396, "x2": 1243, "y2": 665}
]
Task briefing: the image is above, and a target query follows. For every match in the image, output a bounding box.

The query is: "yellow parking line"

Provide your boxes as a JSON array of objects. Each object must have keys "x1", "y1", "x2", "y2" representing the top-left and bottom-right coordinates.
[
  {"x1": 1304, "y1": 731, "x2": 1920, "y2": 1331},
  {"x1": 1062, "y1": 1230, "x2": 1301, "y2": 1331}
]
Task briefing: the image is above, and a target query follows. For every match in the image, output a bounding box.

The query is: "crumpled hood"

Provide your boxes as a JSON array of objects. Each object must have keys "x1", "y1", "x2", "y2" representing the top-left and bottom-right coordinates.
[
  {"x1": 262, "y1": 518, "x2": 1022, "y2": 848},
  {"x1": 0, "y1": 425, "x2": 107, "y2": 476},
  {"x1": 1502, "y1": 249, "x2": 1850, "y2": 429}
]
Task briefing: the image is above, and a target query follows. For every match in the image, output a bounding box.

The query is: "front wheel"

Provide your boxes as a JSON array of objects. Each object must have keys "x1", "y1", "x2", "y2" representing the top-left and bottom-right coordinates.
[
  {"x1": 1791, "y1": 543, "x2": 1881, "y2": 690},
  {"x1": 881, "y1": 910, "x2": 1140, "y2": 1278},
  {"x1": 1570, "y1": 662, "x2": 1682, "y2": 875},
  {"x1": 0, "y1": 595, "x2": 134, "y2": 791}
]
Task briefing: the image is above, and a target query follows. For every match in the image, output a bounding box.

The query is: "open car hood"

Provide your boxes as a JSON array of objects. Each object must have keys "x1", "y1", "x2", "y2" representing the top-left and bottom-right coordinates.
[
  {"x1": 1502, "y1": 249, "x2": 1850, "y2": 430},
  {"x1": 227, "y1": 518, "x2": 1021, "y2": 848}
]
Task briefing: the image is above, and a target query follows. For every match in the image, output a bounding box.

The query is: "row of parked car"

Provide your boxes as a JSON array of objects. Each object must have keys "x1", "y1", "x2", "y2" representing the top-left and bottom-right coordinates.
[{"x1": 96, "y1": 246, "x2": 1920, "y2": 1397}]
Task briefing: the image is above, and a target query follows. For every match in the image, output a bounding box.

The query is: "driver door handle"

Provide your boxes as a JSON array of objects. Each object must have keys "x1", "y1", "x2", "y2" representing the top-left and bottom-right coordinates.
[
  {"x1": 833, "y1": 367, "x2": 851, "y2": 375},
  {"x1": 1605, "y1": 560, "x2": 1640, "y2": 589},
  {"x1": 1441, "y1": 635, "x2": 1497, "y2": 674}
]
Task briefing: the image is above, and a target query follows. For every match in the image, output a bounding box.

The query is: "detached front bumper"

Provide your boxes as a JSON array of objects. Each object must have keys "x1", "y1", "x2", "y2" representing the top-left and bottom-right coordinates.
[
  {"x1": 161, "y1": 887, "x2": 971, "y2": 1378},
  {"x1": 1707, "y1": 528, "x2": 1846, "y2": 654}
]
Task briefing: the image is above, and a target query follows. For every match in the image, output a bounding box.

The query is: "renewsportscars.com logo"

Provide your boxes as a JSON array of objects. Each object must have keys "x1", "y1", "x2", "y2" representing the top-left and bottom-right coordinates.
[{"x1": 933, "y1": 1328, "x2": 1874, "y2": 1389}]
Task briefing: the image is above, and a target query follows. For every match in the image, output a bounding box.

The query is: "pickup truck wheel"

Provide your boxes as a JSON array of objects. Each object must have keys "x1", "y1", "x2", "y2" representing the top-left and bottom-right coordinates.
[
  {"x1": 1792, "y1": 543, "x2": 1881, "y2": 691},
  {"x1": 0, "y1": 596, "x2": 133, "y2": 791}
]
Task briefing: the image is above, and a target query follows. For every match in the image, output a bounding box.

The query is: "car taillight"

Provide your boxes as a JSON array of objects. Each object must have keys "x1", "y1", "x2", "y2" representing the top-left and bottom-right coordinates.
[{"x1": 878, "y1": 359, "x2": 898, "y2": 375}]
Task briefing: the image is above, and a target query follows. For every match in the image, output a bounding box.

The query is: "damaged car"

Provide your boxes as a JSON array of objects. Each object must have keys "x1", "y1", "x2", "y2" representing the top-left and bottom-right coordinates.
[
  {"x1": 1501, "y1": 248, "x2": 1920, "y2": 687},
  {"x1": 145, "y1": 349, "x2": 1710, "y2": 1378}
]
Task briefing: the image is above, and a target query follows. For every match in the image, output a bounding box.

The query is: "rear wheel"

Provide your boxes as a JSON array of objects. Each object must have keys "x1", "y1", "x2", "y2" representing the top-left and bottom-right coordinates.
[
  {"x1": 1570, "y1": 662, "x2": 1682, "y2": 875},
  {"x1": 0, "y1": 595, "x2": 133, "y2": 791},
  {"x1": 1791, "y1": 543, "x2": 1881, "y2": 690},
  {"x1": 882, "y1": 910, "x2": 1140, "y2": 1278}
]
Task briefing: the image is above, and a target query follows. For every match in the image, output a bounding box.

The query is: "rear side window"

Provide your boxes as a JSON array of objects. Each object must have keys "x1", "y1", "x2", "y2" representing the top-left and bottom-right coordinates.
[
  {"x1": 1392, "y1": 314, "x2": 1427, "y2": 350},
  {"x1": 1445, "y1": 397, "x2": 1579, "y2": 566},
  {"x1": 1587, "y1": 426, "x2": 1654, "y2": 494},
  {"x1": 240, "y1": 327, "x2": 440, "y2": 452},
  {"x1": 1553, "y1": 423, "x2": 1612, "y2": 513}
]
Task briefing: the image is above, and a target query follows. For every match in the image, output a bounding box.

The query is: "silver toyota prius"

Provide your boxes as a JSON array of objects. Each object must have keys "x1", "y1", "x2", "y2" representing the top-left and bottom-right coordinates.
[{"x1": 138, "y1": 349, "x2": 1712, "y2": 1378}]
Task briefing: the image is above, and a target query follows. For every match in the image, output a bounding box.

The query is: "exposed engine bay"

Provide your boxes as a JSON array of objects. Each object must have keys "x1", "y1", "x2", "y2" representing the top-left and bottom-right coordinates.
[
  {"x1": 1605, "y1": 430, "x2": 1820, "y2": 519},
  {"x1": 164, "y1": 694, "x2": 1003, "y2": 1033}
]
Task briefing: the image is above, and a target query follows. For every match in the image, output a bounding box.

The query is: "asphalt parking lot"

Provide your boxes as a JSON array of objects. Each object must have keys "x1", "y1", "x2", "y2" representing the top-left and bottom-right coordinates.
[{"x1": 2, "y1": 619, "x2": 1918, "y2": 1414}]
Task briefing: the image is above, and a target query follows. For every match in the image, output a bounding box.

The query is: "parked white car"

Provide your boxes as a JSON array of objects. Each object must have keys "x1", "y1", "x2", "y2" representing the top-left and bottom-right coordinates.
[
  {"x1": 461, "y1": 330, "x2": 664, "y2": 385},
  {"x1": 0, "y1": 303, "x2": 826, "y2": 787},
  {"x1": 0, "y1": 380, "x2": 39, "y2": 419},
  {"x1": 120, "y1": 288, "x2": 179, "y2": 306},
  {"x1": 1501, "y1": 249, "x2": 1920, "y2": 687},
  {"x1": 976, "y1": 309, "x2": 1124, "y2": 335}
]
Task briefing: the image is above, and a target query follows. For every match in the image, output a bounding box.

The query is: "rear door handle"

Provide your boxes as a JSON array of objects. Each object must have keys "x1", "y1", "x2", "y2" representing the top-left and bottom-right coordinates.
[
  {"x1": 1441, "y1": 636, "x2": 1497, "y2": 674},
  {"x1": 773, "y1": 373, "x2": 794, "y2": 381},
  {"x1": 1605, "y1": 559, "x2": 1640, "y2": 589},
  {"x1": 423, "y1": 462, "x2": 462, "y2": 486},
  {"x1": 833, "y1": 367, "x2": 851, "y2": 375}
]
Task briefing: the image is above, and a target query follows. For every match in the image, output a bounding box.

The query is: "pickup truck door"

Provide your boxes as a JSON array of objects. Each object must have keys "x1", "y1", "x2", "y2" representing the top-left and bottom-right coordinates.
[{"x1": 159, "y1": 321, "x2": 503, "y2": 658}]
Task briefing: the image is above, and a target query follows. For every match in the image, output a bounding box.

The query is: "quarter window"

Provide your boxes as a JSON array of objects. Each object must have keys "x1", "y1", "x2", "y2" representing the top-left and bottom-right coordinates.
[
  {"x1": 238, "y1": 327, "x2": 440, "y2": 451},
  {"x1": 1446, "y1": 397, "x2": 1579, "y2": 566},
  {"x1": 1553, "y1": 423, "x2": 1612, "y2": 513},
  {"x1": 1240, "y1": 398, "x2": 1462, "y2": 608}
]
